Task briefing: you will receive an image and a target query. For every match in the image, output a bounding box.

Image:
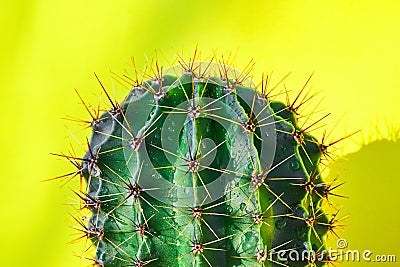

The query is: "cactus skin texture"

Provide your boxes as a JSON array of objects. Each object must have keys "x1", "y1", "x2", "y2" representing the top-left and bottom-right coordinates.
[{"x1": 64, "y1": 58, "x2": 347, "y2": 267}]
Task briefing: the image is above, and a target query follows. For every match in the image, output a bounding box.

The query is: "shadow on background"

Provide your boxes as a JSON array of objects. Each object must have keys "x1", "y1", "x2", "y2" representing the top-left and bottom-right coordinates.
[{"x1": 328, "y1": 139, "x2": 400, "y2": 265}]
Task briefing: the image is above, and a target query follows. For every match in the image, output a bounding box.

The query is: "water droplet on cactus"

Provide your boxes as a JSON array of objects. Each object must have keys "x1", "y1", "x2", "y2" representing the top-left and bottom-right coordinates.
[
  {"x1": 295, "y1": 226, "x2": 308, "y2": 240},
  {"x1": 242, "y1": 231, "x2": 258, "y2": 250},
  {"x1": 279, "y1": 144, "x2": 287, "y2": 152},
  {"x1": 101, "y1": 186, "x2": 109, "y2": 194},
  {"x1": 303, "y1": 241, "x2": 312, "y2": 251},
  {"x1": 239, "y1": 202, "x2": 246, "y2": 211},
  {"x1": 275, "y1": 217, "x2": 287, "y2": 230},
  {"x1": 226, "y1": 205, "x2": 233, "y2": 213},
  {"x1": 289, "y1": 160, "x2": 300, "y2": 171}
]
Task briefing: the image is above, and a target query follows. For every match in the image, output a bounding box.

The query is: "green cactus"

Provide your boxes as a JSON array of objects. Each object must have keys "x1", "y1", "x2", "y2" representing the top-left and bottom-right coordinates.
[{"x1": 56, "y1": 57, "x2": 349, "y2": 267}]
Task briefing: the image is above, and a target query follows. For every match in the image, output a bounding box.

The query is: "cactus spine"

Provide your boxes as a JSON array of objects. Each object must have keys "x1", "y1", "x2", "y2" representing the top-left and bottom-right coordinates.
[{"x1": 56, "y1": 56, "x2": 349, "y2": 267}]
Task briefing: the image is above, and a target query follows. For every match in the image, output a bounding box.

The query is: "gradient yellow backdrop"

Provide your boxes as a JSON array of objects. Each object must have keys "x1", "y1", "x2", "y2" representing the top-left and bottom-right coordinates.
[{"x1": 1, "y1": 1, "x2": 399, "y2": 266}]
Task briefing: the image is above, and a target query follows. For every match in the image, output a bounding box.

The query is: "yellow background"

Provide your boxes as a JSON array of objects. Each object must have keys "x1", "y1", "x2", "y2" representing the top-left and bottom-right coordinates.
[{"x1": 1, "y1": 1, "x2": 399, "y2": 266}]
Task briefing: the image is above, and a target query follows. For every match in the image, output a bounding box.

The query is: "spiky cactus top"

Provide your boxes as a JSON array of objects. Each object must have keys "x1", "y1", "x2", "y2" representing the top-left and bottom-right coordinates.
[{"x1": 61, "y1": 58, "x2": 348, "y2": 267}]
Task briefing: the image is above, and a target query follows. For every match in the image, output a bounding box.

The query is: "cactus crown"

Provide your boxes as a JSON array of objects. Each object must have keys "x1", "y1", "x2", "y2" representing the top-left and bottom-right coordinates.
[{"x1": 53, "y1": 54, "x2": 351, "y2": 267}]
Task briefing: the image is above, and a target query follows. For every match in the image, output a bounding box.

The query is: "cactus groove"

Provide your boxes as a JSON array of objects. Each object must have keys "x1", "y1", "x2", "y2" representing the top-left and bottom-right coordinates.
[{"x1": 56, "y1": 57, "x2": 350, "y2": 267}]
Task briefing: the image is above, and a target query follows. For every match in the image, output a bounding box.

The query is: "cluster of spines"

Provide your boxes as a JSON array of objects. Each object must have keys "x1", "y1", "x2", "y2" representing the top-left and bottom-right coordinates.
[{"x1": 50, "y1": 52, "x2": 355, "y2": 267}]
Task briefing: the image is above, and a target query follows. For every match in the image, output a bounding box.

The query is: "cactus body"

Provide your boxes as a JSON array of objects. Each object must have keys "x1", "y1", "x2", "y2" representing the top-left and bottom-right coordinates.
[{"x1": 74, "y1": 61, "x2": 337, "y2": 267}]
